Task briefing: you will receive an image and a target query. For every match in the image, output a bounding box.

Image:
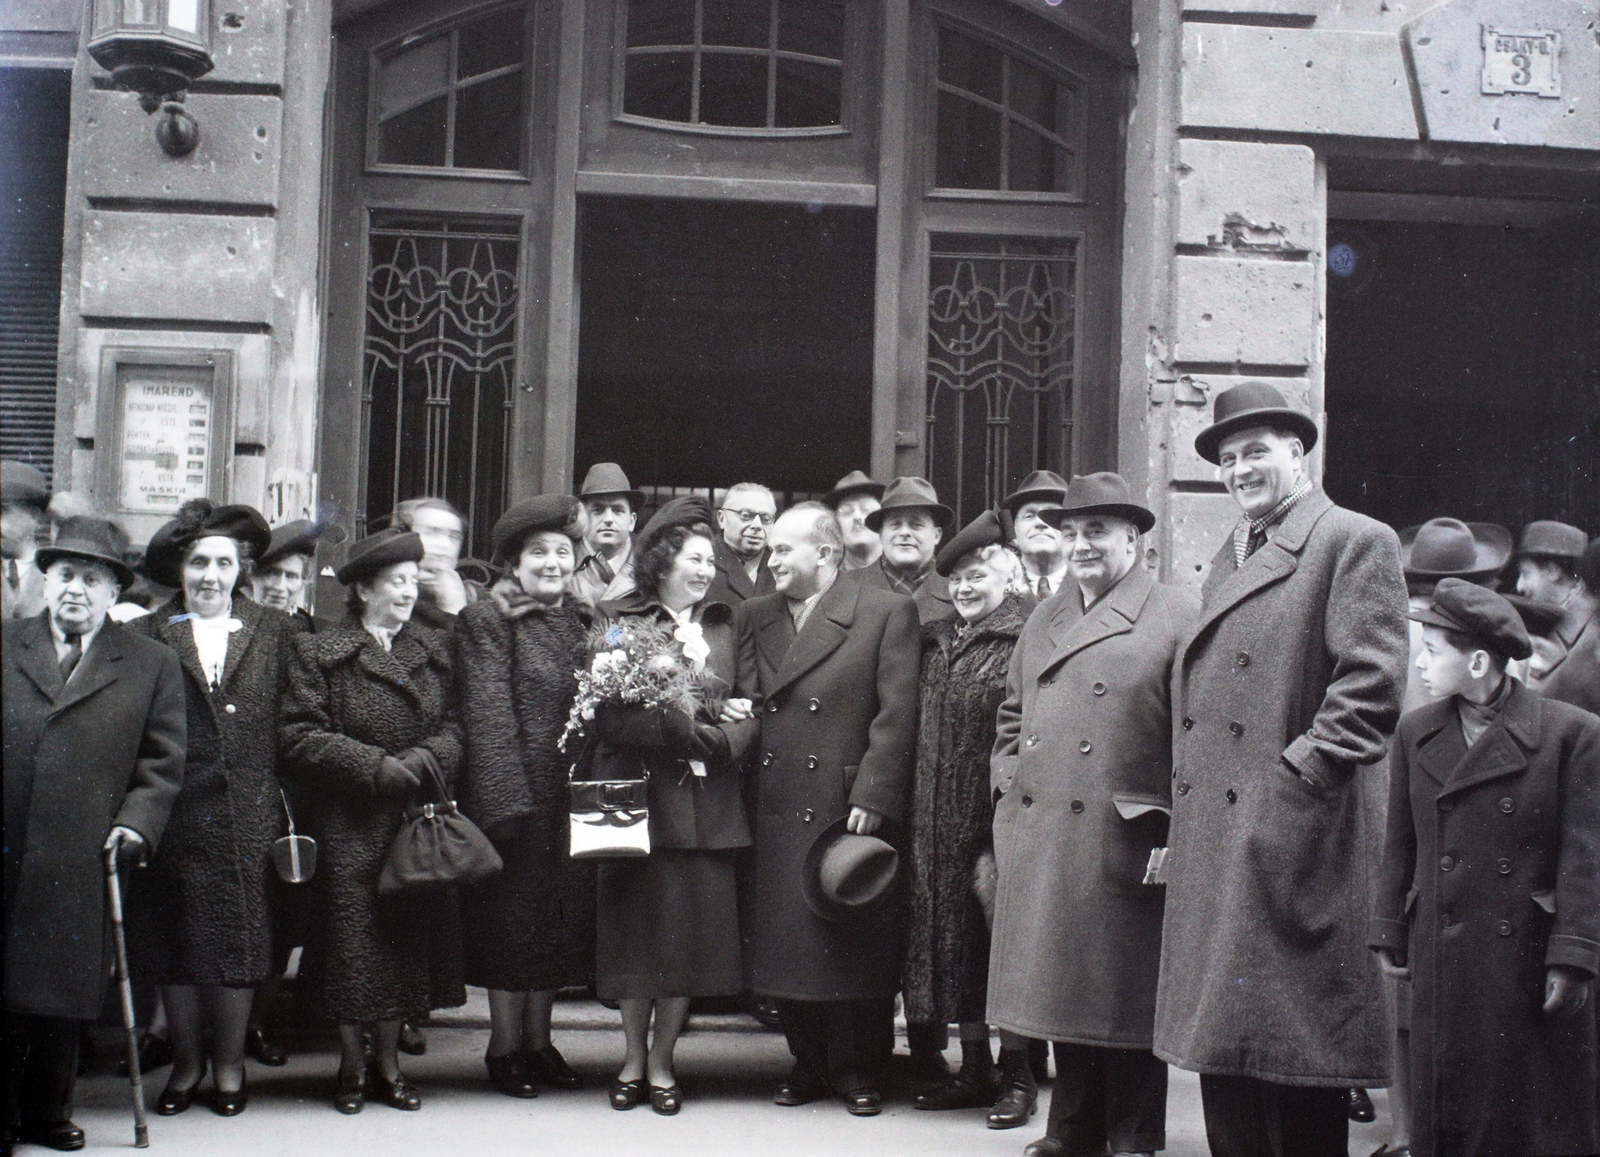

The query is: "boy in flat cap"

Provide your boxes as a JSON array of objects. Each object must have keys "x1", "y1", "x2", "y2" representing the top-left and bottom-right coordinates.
[{"x1": 1372, "y1": 578, "x2": 1600, "y2": 1157}]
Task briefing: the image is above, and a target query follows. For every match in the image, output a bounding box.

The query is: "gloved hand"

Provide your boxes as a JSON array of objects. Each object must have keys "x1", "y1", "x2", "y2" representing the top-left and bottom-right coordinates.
[
  {"x1": 375, "y1": 755, "x2": 421, "y2": 796},
  {"x1": 686, "y1": 722, "x2": 731, "y2": 763},
  {"x1": 396, "y1": 746, "x2": 438, "y2": 781},
  {"x1": 104, "y1": 825, "x2": 147, "y2": 869},
  {"x1": 659, "y1": 709, "x2": 698, "y2": 754}
]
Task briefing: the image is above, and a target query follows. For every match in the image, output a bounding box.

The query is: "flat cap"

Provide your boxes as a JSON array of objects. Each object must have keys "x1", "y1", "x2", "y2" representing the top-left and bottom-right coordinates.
[
  {"x1": 1409, "y1": 576, "x2": 1531, "y2": 661},
  {"x1": 336, "y1": 529, "x2": 425, "y2": 586},
  {"x1": 936, "y1": 510, "x2": 1009, "y2": 577},
  {"x1": 490, "y1": 495, "x2": 583, "y2": 565},
  {"x1": 1518, "y1": 520, "x2": 1588, "y2": 562}
]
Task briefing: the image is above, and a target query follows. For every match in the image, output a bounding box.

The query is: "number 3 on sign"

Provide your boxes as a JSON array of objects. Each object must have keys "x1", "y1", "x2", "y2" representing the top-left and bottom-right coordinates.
[{"x1": 1480, "y1": 26, "x2": 1561, "y2": 97}]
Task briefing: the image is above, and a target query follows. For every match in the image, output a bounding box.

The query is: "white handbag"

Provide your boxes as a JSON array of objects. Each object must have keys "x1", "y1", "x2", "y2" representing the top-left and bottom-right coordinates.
[{"x1": 568, "y1": 774, "x2": 651, "y2": 859}]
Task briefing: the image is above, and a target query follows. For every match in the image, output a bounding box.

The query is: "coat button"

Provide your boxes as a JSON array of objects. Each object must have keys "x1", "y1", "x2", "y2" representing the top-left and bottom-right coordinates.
[
  {"x1": 1078, "y1": 740, "x2": 1092, "y2": 754},
  {"x1": 1026, "y1": 735, "x2": 1039, "y2": 747},
  {"x1": 1440, "y1": 910, "x2": 1453, "y2": 927},
  {"x1": 1496, "y1": 920, "x2": 1513, "y2": 937},
  {"x1": 1439, "y1": 798, "x2": 1455, "y2": 812},
  {"x1": 1021, "y1": 795, "x2": 1033, "y2": 808},
  {"x1": 224, "y1": 703, "x2": 237, "y2": 714},
  {"x1": 762, "y1": 753, "x2": 774, "y2": 767},
  {"x1": 1225, "y1": 789, "x2": 1237, "y2": 804},
  {"x1": 1070, "y1": 800, "x2": 1083, "y2": 813},
  {"x1": 767, "y1": 700, "x2": 780, "y2": 713},
  {"x1": 1439, "y1": 855, "x2": 1454, "y2": 871},
  {"x1": 1499, "y1": 797, "x2": 1515, "y2": 814},
  {"x1": 808, "y1": 698, "x2": 820, "y2": 712},
  {"x1": 1182, "y1": 718, "x2": 1194, "y2": 730},
  {"x1": 1229, "y1": 721, "x2": 1244, "y2": 736},
  {"x1": 1177, "y1": 782, "x2": 1190, "y2": 796},
  {"x1": 1039, "y1": 675, "x2": 1054, "y2": 688},
  {"x1": 802, "y1": 809, "x2": 815, "y2": 823},
  {"x1": 1497, "y1": 858, "x2": 1512, "y2": 875},
  {"x1": 806, "y1": 756, "x2": 819, "y2": 769},
  {"x1": 1236, "y1": 652, "x2": 1250, "y2": 667},
  {"x1": 1092, "y1": 682, "x2": 1106, "y2": 695}
]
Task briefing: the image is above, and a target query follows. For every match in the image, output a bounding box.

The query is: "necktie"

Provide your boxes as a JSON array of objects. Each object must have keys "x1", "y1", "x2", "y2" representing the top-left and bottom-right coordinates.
[
  {"x1": 59, "y1": 635, "x2": 83, "y2": 684},
  {"x1": 591, "y1": 555, "x2": 616, "y2": 586},
  {"x1": 1036, "y1": 575, "x2": 1052, "y2": 599}
]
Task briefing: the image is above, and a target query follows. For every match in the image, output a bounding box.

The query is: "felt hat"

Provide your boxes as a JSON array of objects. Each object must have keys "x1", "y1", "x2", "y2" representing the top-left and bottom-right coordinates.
[
  {"x1": 1517, "y1": 520, "x2": 1588, "y2": 563},
  {"x1": 936, "y1": 510, "x2": 1009, "y2": 577},
  {"x1": 863, "y1": 477, "x2": 954, "y2": 533},
  {"x1": 1038, "y1": 472, "x2": 1155, "y2": 534},
  {"x1": 1001, "y1": 470, "x2": 1069, "y2": 514},
  {"x1": 577, "y1": 463, "x2": 645, "y2": 510},
  {"x1": 1399, "y1": 518, "x2": 1512, "y2": 579},
  {"x1": 1502, "y1": 593, "x2": 1564, "y2": 640},
  {"x1": 1194, "y1": 381, "x2": 1320, "y2": 466},
  {"x1": 141, "y1": 501, "x2": 272, "y2": 588},
  {"x1": 1, "y1": 460, "x2": 50, "y2": 509},
  {"x1": 258, "y1": 519, "x2": 327, "y2": 570},
  {"x1": 336, "y1": 529, "x2": 425, "y2": 586},
  {"x1": 801, "y1": 815, "x2": 900, "y2": 923},
  {"x1": 638, "y1": 495, "x2": 715, "y2": 551},
  {"x1": 1409, "y1": 576, "x2": 1531, "y2": 662},
  {"x1": 490, "y1": 495, "x2": 584, "y2": 565},
  {"x1": 36, "y1": 516, "x2": 137, "y2": 589},
  {"x1": 824, "y1": 470, "x2": 885, "y2": 508}
]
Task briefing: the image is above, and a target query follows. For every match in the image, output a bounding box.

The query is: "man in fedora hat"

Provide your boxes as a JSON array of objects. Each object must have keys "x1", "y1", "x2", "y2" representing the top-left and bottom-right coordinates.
[
  {"x1": 825, "y1": 471, "x2": 886, "y2": 573},
  {"x1": 1002, "y1": 470, "x2": 1070, "y2": 601},
  {"x1": 708, "y1": 481, "x2": 778, "y2": 607},
  {"x1": 4, "y1": 517, "x2": 186, "y2": 1152},
  {"x1": 1515, "y1": 520, "x2": 1599, "y2": 715},
  {"x1": 571, "y1": 463, "x2": 644, "y2": 611},
  {"x1": 843, "y1": 477, "x2": 956, "y2": 624},
  {"x1": 989, "y1": 473, "x2": 1197, "y2": 1157},
  {"x1": 735, "y1": 502, "x2": 920, "y2": 1117},
  {"x1": 1399, "y1": 517, "x2": 1514, "y2": 715},
  {"x1": 1156, "y1": 381, "x2": 1409, "y2": 1157}
]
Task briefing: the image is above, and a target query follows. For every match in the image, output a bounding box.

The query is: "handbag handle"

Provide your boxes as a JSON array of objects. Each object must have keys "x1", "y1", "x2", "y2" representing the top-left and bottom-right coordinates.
[
  {"x1": 280, "y1": 787, "x2": 298, "y2": 837},
  {"x1": 406, "y1": 746, "x2": 452, "y2": 810}
]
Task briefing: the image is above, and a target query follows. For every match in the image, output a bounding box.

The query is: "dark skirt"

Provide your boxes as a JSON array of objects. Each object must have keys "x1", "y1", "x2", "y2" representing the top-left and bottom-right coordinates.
[
  {"x1": 461, "y1": 832, "x2": 596, "y2": 992},
  {"x1": 595, "y1": 849, "x2": 742, "y2": 999}
]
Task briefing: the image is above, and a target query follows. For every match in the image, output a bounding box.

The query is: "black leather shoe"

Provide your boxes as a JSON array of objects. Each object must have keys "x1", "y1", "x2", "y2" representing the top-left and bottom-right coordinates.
[
  {"x1": 1023, "y1": 1138, "x2": 1067, "y2": 1157},
  {"x1": 1348, "y1": 1087, "x2": 1376, "y2": 1123},
  {"x1": 610, "y1": 1078, "x2": 645, "y2": 1110},
  {"x1": 523, "y1": 1043, "x2": 582, "y2": 1089},
  {"x1": 844, "y1": 1086, "x2": 883, "y2": 1117},
  {"x1": 371, "y1": 1070, "x2": 421, "y2": 1111},
  {"x1": 16, "y1": 1122, "x2": 85, "y2": 1152},
  {"x1": 914, "y1": 1066, "x2": 1001, "y2": 1110},
  {"x1": 486, "y1": 1052, "x2": 539, "y2": 1098},
  {"x1": 988, "y1": 1049, "x2": 1039, "y2": 1129},
  {"x1": 774, "y1": 1065, "x2": 828, "y2": 1106},
  {"x1": 397, "y1": 1023, "x2": 427, "y2": 1056},
  {"x1": 212, "y1": 1074, "x2": 248, "y2": 1117},
  {"x1": 905, "y1": 1049, "x2": 950, "y2": 1083},
  {"x1": 649, "y1": 1084, "x2": 682, "y2": 1116},
  {"x1": 334, "y1": 1067, "x2": 366, "y2": 1114},
  {"x1": 154, "y1": 1065, "x2": 206, "y2": 1116},
  {"x1": 246, "y1": 1024, "x2": 288, "y2": 1067}
]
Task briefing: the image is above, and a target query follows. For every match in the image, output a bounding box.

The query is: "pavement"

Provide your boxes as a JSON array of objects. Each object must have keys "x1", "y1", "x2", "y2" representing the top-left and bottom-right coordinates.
[{"x1": 41, "y1": 995, "x2": 1396, "y2": 1156}]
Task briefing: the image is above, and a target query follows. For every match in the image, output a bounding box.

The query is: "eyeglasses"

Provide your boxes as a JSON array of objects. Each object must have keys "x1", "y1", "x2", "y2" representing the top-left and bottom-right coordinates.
[{"x1": 725, "y1": 509, "x2": 774, "y2": 526}]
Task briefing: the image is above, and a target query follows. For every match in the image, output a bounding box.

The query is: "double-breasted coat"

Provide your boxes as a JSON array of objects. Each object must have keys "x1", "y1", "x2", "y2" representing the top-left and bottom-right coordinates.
[
  {"x1": 707, "y1": 537, "x2": 775, "y2": 608},
  {"x1": 903, "y1": 592, "x2": 1030, "y2": 1028},
  {"x1": 280, "y1": 624, "x2": 466, "y2": 1023},
  {"x1": 988, "y1": 567, "x2": 1197, "y2": 1045},
  {"x1": 1371, "y1": 680, "x2": 1600, "y2": 1156},
  {"x1": 3, "y1": 615, "x2": 186, "y2": 1020},
  {"x1": 1155, "y1": 489, "x2": 1409, "y2": 1087},
  {"x1": 736, "y1": 578, "x2": 921, "y2": 1001},
  {"x1": 454, "y1": 580, "x2": 595, "y2": 993},
  {"x1": 126, "y1": 595, "x2": 305, "y2": 986}
]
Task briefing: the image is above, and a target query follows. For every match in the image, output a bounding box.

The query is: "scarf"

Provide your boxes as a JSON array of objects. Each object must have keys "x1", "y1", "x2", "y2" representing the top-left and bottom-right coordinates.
[{"x1": 1233, "y1": 478, "x2": 1314, "y2": 567}]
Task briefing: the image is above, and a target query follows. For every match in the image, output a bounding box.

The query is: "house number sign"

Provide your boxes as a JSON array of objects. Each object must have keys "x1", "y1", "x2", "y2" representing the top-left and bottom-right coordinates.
[{"x1": 1481, "y1": 27, "x2": 1561, "y2": 97}]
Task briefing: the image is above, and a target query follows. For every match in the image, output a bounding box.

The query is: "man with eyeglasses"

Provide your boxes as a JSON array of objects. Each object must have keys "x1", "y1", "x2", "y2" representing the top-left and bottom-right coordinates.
[{"x1": 709, "y1": 482, "x2": 777, "y2": 607}]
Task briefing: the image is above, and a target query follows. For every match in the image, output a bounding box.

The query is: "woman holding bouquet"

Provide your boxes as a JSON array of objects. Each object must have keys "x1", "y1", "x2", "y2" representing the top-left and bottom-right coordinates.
[
  {"x1": 455, "y1": 495, "x2": 596, "y2": 1098},
  {"x1": 587, "y1": 496, "x2": 760, "y2": 1115}
]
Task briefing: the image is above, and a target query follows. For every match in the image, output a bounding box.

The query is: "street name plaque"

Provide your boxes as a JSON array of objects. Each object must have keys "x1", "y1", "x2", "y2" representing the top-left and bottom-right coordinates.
[{"x1": 1481, "y1": 27, "x2": 1562, "y2": 97}]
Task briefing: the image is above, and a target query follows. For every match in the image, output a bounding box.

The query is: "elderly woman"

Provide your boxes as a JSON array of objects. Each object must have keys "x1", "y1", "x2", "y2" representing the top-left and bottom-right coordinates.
[
  {"x1": 587, "y1": 496, "x2": 758, "y2": 1115},
  {"x1": 127, "y1": 500, "x2": 303, "y2": 1117},
  {"x1": 280, "y1": 529, "x2": 465, "y2": 1114},
  {"x1": 902, "y1": 511, "x2": 1036, "y2": 1121},
  {"x1": 455, "y1": 495, "x2": 595, "y2": 1098}
]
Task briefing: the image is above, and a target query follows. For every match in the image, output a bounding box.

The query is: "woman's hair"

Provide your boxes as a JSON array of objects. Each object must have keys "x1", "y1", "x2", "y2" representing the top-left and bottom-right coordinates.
[
  {"x1": 950, "y1": 541, "x2": 1025, "y2": 593},
  {"x1": 392, "y1": 496, "x2": 464, "y2": 534},
  {"x1": 345, "y1": 583, "x2": 367, "y2": 619},
  {"x1": 173, "y1": 498, "x2": 255, "y2": 588},
  {"x1": 635, "y1": 521, "x2": 716, "y2": 602}
]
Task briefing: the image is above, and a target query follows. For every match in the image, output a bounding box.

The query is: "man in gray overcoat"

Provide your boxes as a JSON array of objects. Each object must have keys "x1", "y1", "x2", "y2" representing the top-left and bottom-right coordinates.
[
  {"x1": 736, "y1": 502, "x2": 920, "y2": 1117},
  {"x1": 1154, "y1": 382, "x2": 1409, "y2": 1157},
  {"x1": 990, "y1": 473, "x2": 1198, "y2": 1157},
  {"x1": 3, "y1": 518, "x2": 185, "y2": 1151}
]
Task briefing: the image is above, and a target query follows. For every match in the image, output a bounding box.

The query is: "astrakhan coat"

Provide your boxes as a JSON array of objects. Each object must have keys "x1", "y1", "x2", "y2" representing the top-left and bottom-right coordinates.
[
  {"x1": 3, "y1": 615, "x2": 186, "y2": 1020},
  {"x1": 1371, "y1": 680, "x2": 1600, "y2": 1157},
  {"x1": 126, "y1": 596, "x2": 305, "y2": 986},
  {"x1": 280, "y1": 624, "x2": 466, "y2": 1023},
  {"x1": 454, "y1": 580, "x2": 595, "y2": 993},
  {"x1": 1155, "y1": 489, "x2": 1409, "y2": 1087},
  {"x1": 989, "y1": 568, "x2": 1197, "y2": 1045},
  {"x1": 903, "y1": 592, "x2": 1030, "y2": 1027},
  {"x1": 736, "y1": 578, "x2": 921, "y2": 1001}
]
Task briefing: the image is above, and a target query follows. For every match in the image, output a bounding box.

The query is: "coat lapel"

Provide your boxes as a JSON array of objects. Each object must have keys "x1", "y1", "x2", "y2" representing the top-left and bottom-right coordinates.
[
  {"x1": 770, "y1": 578, "x2": 857, "y2": 696},
  {"x1": 49, "y1": 622, "x2": 126, "y2": 717},
  {"x1": 1042, "y1": 568, "x2": 1153, "y2": 676},
  {"x1": 1412, "y1": 706, "x2": 1463, "y2": 787},
  {"x1": 217, "y1": 597, "x2": 264, "y2": 691},
  {"x1": 14, "y1": 614, "x2": 65, "y2": 700},
  {"x1": 715, "y1": 539, "x2": 755, "y2": 600},
  {"x1": 1438, "y1": 680, "x2": 1540, "y2": 798},
  {"x1": 151, "y1": 600, "x2": 216, "y2": 701}
]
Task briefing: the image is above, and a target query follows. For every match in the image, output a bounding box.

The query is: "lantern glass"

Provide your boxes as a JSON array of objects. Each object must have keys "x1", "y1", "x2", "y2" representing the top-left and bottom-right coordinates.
[{"x1": 167, "y1": 0, "x2": 201, "y2": 34}]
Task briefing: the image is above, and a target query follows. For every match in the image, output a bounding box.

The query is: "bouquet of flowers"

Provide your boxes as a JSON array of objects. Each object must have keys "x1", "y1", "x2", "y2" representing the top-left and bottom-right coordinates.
[{"x1": 560, "y1": 618, "x2": 714, "y2": 753}]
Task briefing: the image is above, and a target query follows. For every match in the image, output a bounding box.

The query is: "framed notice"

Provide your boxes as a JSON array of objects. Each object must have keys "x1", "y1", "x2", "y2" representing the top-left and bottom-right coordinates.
[{"x1": 97, "y1": 348, "x2": 234, "y2": 517}]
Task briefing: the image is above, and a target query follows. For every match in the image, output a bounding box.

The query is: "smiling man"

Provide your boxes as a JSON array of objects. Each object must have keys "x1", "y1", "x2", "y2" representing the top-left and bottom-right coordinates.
[
  {"x1": 1154, "y1": 382, "x2": 1409, "y2": 1157},
  {"x1": 1002, "y1": 470, "x2": 1069, "y2": 600},
  {"x1": 708, "y1": 482, "x2": 777, "y2": 606}
]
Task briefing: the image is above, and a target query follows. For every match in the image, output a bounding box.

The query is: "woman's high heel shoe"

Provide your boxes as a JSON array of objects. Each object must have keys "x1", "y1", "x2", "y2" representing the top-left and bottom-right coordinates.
[
  {"x1": 334, "y1": 1067, "x2": 367, "y2": 1115},
  {"x1": 610, "y1": 1077, "x2": 645, "y2": 1110},
  {"x1": 649, "y1": 1084, "x2": 683, "y2": 1116},
  {"x1": 212, "y1": 1071, "x2": 248, "y2": 1117},
  {"x1": 371, "y1": 1069, "x2": 422, "y2": 1111},
  {"x1": 154, "y1": 1061, "x2": 206, "y2": 1116}
]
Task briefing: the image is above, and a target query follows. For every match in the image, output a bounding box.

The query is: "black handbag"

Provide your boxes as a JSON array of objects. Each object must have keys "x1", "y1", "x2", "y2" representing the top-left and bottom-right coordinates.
[{"x1": 378, "y1": 750, "x2": 503, "y2": 894}]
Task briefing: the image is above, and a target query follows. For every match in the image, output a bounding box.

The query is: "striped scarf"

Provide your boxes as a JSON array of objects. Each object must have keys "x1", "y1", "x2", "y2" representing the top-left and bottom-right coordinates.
[{"x1": 1233, "y1": 478, "x2": 1313, "y2": 567}]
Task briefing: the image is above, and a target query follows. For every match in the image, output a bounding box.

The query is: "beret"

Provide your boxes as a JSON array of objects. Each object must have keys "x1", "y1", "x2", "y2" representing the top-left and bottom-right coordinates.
[
  {"x1": 336, "y1": 529, "x2": 425, "y2": 586},
  {"x1": 1409, "y1": 576, "x2": 1531, "y2": 662},
  {"x1": 639, "y1": 495, "x2": 715, "y2": 552},
  {"x1": 936, "y1": 510, "x2": 1008, "y2": 577},
  {"x1": 1518, "y1": 520, "x2": 1588, "y2": 562},
  {"x1": 141, "y1": 501, "x2": 272, "y2": 588},
  {"x1": 490, "y1": 495, "x2": 583, "y2": 565}
]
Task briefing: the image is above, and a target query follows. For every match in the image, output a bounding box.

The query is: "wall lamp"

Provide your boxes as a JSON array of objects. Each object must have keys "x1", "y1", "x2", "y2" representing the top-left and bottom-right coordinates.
[{"x1": 87, "y1": 0, "x2": 216, "y2": 158}]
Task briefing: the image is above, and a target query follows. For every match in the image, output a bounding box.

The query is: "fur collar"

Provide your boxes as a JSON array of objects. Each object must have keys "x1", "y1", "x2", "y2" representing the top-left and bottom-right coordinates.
[{"x1": 489, "y1": 577, "x2": 590, "y2": 623}]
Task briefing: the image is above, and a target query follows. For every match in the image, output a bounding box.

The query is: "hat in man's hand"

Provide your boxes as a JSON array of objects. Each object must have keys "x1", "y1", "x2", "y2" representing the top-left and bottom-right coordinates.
[
  {"x1": 1409, "y1": 576, "x2": 1531, "y2": 661},
  {"x1": 802, "y1": 815, "x2": 900, "y2": 923},
  {"x1": 864, "y1": 477, "x2": 954, "y2": 533},
  {"x1": 1194, "y1": 381, "x2": 1320, "y2": 466},
  {"x1": 36, "y1": 516, "x2": 137, "y2": 589},
  {"x1": 1400, "y1": 518, "x2": 1512, "y2": 579},
  {"x1": 824, "y1": 470, "x2": 885, "y2": 508},
  {"x1": 1001, "y1": 470, "x2": 1069, "y2": 514},
  {"x1": 577, "y1": 463, "x2": 645, "y2": 510},
  {"x1": 1518, "y1": 520, "x2": 1588, "y2": 563},
  {"x1": 1038, "y1": 472, "x2": 1155, "y2": 534},
  {"x1": 336, "y1": 529, "x2": 425, "y2": 586}
]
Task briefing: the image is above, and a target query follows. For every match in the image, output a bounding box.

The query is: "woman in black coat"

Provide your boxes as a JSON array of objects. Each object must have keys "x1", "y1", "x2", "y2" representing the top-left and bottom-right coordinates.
[
  {"x1": 126, "y1": 499, "x2": 301, "y2": 1117},
  {"x1": 280, "y1": 528, "x2": 466, "y2": 1114},
  {"x1": 455, "y1": 495, "x2": 595, "y2": 1098},
  {"x1": 588, "y1": 497, "x2": 758, "y2": 1115}
]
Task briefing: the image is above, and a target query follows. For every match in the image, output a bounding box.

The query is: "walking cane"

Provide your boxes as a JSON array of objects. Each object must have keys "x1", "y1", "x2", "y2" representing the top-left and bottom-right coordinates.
[{"x1": 104, "y1": 836, "x2": 150, "y2": 1148}]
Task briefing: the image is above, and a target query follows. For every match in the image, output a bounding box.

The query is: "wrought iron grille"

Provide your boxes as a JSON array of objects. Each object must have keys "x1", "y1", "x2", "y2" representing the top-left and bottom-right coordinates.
[
  {"x1": 925, "y1": 234, "x2": 1077, "y2": 524},
  {"x1": 362, "y1": 214, "x2": 519, "y2": 557}
]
